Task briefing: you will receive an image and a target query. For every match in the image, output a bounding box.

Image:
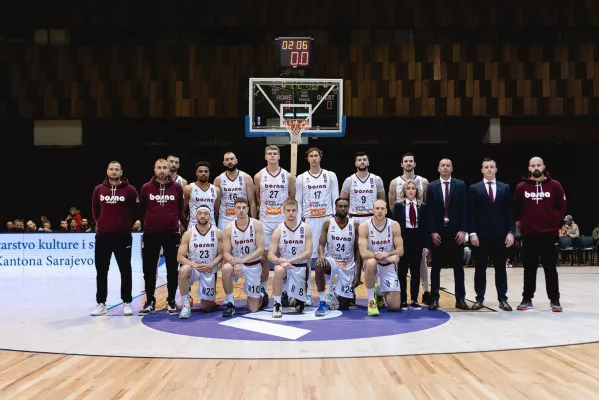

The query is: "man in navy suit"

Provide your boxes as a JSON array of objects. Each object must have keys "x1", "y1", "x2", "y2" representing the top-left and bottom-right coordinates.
[
  {"x1": 469, "y1": 158, "x2": 515, "y2": 311},
  {"x1": 426, "y1": 158, "x2": 469, "y2": 310}
]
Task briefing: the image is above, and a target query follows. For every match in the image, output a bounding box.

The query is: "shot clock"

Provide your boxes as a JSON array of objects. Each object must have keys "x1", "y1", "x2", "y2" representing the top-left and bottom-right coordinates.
[{"x1": 275, "y1": 37, "x2": 313, "y2": 68}]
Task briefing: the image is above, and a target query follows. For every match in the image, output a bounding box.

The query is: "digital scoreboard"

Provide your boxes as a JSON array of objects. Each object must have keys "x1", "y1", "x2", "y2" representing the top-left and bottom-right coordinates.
[{"x1": 275, "y1": 37, "x2": 313, "y2": 68}]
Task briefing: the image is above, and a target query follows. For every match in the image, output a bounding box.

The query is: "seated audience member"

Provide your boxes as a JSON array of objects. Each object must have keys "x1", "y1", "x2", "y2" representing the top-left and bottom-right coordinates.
[
  {"x1": 561, "y1": 215, "x2": 579, "y2": 238},
  {"x1": 59, "y1": 220, "x2": 69, "y2": 232},
  {"x1": 38, "y1": 221, "x2": 53, "y2": 232},
  {"x1": 5, "y1": 221, "x2": 14, "y2": 232},
  {"x1": 26, "y1": 220, "x2": 37, "y2": 232},
  {"x1": 81, "y1": 218, "x2": 93, "y2": 232},
  {"x1": 66, "y1": 206, "x2": 83, "y2": 230},
  {"x1": 69, "y1": 219, "x2": 80, "y2": 232},
  {"x1": 12, "y1": 219, "x2": 25, "y2": 233},
  {"x1": 593, "y1": 222, "x2": 599, "y2": 247}
]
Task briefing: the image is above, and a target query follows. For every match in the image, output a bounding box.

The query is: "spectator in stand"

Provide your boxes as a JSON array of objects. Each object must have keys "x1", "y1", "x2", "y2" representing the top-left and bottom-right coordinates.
[
  {"x1": 38, "y1": 221, "x2": 52, "y2": 232},
  {"x1": 66, "y1": 206, "x2": 83, "y2": 230},
  {"x1": 40, "y1": 216, "x2": 49, "y2": 228},
  {"x1": 26, "y1": 220, "x2": 37, "y2": 232},
  {"x1": 12, "y1": 219, "x2": 24, "y2": 232},
  {"x1": 69, "y1": 220, "x2": 79, "y2": 232},
  {"x1": 59, "y1": 220, "x2": 69, "y2": 232},
  {"x1": 6, "y1": 221, "x2": 14, "y2": 232},
  {"x1": 81, "y1": 218, "x2": 93, "y2": 232},
  {"x1": 593, "y1": 222, "x2": 599, "y2": 247},
  {"x1": 560, "y1": 215, "x2": 579, "y2": 238}
]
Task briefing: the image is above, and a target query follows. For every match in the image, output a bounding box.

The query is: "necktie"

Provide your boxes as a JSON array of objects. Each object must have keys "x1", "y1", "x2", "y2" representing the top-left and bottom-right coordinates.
[
  {"x1": 409, "y1": 202, "x2": 417, "y2": 228},
  {"x1": 487, "y1": 181, "x2": 494, "y2": 204},
  {"x1": 443, "y1": 181, "x2": 449, "y2": 218}
]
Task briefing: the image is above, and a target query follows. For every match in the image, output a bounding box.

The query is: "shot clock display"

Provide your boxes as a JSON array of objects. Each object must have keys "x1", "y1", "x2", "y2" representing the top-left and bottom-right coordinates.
[{"x1": 276, "y1": 37, "x2": 313, "y2": 68}]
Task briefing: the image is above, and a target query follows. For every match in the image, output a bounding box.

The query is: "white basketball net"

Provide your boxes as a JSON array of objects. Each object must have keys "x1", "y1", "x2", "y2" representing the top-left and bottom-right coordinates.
[{"x1": 283, "y1": 119, "x2": 310, "y2": 144}]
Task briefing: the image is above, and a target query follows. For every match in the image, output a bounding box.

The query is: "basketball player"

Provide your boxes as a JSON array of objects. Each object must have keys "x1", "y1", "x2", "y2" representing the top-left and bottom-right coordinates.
[
  {"x1": 314, "y1": 198, "x2": 361, "y2": 316},
  {"x1": 167, "y1": 154, "x2": 188, "y2": 186},
  {"x1": 358, "y1": 199, "x2": 404, "y2": 316},
  {"x1": 296, "y1": 147, "x2": 339, "y2": 305},
  {"x1": 139, "y1": 158, "x2": 184, "y2": 315},
  {"x1": 255, "y1": 145, "x2": 296, "y2": 305},
  {"x1": 268, "y1": 198, "x2": 313, "y2": 318},
  {"x1": 177, "y1": 206, "x2": 223, "y2": 319},
  {"x1": 340, "y1": 152, "x2": 386, "y2": 225},
  {"x1": 183, "y1": 161, "x2": 221, "y2": 230},
  {"x1": 388, "y1": 152, "x2": 432, "y2": 305},
  {"x1": 214, "y1": 151, "x2": 257, "y2": 231},
  {"x1": 221, "y1": 197, "x2": 268, "y2": 317}
]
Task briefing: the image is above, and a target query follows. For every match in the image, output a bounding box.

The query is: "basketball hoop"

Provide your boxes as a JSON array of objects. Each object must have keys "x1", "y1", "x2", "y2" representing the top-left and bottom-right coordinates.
[{"x1": 283, "y1": 119, "x2": 310, "y2": 145}]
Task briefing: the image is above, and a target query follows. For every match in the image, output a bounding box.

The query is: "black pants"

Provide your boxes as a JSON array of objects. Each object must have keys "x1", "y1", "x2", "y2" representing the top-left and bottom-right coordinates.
[
  {"x1": 142, "y1": 232, "x2": 180, "y2": 303},
  {"x1": 431, "y1": 227, "x2": 465, "y2": 300},
  {"x1": 521, "y1": 234, "x2": 560, "y2": 301},
  {"x1": 398, "y1": 229, "x2": 423, "y2": 303},
  {"x1": 473, "y1": 237, "x2": 508, "y2": 302},
  {"x1": 95, "y1": 233, "x2": 133, "y2": 303}
]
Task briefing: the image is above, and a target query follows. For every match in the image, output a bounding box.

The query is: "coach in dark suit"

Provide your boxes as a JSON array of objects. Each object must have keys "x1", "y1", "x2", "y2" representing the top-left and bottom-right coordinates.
[
  {"x1": 468, "y1": 158, "x2": 515, "y2": 311},
  {"x1": 425, "y1": 158, "x2": 469, "y2": 310},
  {"x1": 392, "y1": 180, "x2": 433, "y2": 309}
]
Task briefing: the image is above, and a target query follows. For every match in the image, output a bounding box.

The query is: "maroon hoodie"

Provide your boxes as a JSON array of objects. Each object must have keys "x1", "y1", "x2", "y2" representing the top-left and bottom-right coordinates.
[
  {"x1": 513, "y1": 171, "x2": 566, "y2": 237},
  {"x1": 140, "y1": 176, "x2": 184, "y2": 234},
  {"x1": 92, "y1": 177, "x2": 139, "y2": 236}
]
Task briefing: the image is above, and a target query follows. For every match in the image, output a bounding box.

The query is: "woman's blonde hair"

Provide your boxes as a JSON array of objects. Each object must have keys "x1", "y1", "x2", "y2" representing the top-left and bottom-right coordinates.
[{"x1": 399, "y1": 180, "x2": 423, "y2": 206}]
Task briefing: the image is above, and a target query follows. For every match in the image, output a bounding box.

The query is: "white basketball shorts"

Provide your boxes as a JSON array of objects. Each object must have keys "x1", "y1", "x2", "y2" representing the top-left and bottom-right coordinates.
[
  {"x1": 305, "y1": 216, "x2": 331, "y2": 259},
  {"x1": 261, "y1": 219, "x2": 283, "y2": 250},
  {"x1": 189, "y1": 267, "x2": 218, "y2": 301},
  {"x1": 285, "y1": 264, "x2": 309, "y2": 302},
  {"x1": 377, "y1": 263, "x2": 400, "y2": 293},
  {"x1": 231, "y1": 260, "x2": 263, "y2": 299},
  {"x1": 326, "y1": 257, "x2": 356, "y2": 299}
]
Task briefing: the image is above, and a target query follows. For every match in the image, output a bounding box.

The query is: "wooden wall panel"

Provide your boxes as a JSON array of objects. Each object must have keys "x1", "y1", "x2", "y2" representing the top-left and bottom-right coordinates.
[{"x1": 3, "y1": 44, "x2": 599, "y2": 118}]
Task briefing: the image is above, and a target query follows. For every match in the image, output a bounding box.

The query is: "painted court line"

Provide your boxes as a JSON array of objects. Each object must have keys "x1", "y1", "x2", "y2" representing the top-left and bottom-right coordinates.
[{"x1": 219, "y1": 317, "x2": 311, "y2": 340}]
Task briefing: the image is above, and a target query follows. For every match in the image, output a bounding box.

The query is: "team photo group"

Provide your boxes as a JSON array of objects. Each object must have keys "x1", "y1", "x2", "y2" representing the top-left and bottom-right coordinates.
[{"x1": 91, "y1": 146, "x2": 567, "y2": 320}]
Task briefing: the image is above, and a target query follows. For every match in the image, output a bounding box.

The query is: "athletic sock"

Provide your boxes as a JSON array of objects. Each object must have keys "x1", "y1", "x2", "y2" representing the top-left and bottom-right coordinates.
[
  {"x1": 375, "y1": 285, "x2": 381, "y2": 296},
  {"x1": 225, "y1": 294, "x2": 234, "y2": 305},
  {"x1": 319, "y1": 292, "x2": 326, "y2": 302},
  {"x1": 183, "y1": 295, "x2": 190, "y2": 307},
  {"x1": 367, "y1": 288, "x2": 375, "y2": 301},
  {"x1": 274, "y1": 295, "x2": 282, "y2": 304},
  {"x1": 261, "y1": 281, "x2": 268, "y2": 291}
]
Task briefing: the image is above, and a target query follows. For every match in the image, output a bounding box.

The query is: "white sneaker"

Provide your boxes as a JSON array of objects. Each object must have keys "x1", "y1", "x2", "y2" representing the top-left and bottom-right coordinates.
[
  {"x1": 326, "y1": 293, "x2": 339, "y2": 310},
  {"x1": 123, "y1": 303, "x2": 133, "y2": 316},
  {"x1": 305, "y1": 294, "x2": 313, "y2": 306},
  {"x1": 90, "y1": 303, "x2": 107, "y2": 316}
]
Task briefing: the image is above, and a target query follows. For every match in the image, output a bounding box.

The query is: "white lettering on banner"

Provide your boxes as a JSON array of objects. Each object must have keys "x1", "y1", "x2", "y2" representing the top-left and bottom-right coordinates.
[{"x1": 0, "y1": 233, "x2": 143, "y2": 268}]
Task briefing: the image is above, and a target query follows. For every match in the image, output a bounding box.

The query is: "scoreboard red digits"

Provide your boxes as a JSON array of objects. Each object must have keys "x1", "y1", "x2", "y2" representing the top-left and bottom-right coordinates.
[{"x1": 276, "y1": 37, "x2": 312, "y2": 68}]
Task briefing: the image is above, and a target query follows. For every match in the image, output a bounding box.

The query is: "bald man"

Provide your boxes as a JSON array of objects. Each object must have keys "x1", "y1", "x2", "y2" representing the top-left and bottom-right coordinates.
[
  {"x1": 425, "y1": 158, "x2": 469, "y2": 311},
  {"x1": 513, "y1": 157, "x2": 566, "y2": 312}
]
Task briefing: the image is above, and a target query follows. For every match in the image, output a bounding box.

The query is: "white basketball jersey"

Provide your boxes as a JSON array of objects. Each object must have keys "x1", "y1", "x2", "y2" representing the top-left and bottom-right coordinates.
[
  {"x1": 396, "y1": 175, "x2": 424, "y2": 201},
  {"x1": 219, "y1": 171, "x2": 248, "y2": 220},
  {"x1": 189, "y1": 183, "x2": 217, "y2": 226},
  {"x1": 278, "y1": 221, "x2": 308, "y2": 264},
  {"x1": 175, "y1": 175, "x2": 184, "y2": 186},
  {"x1": 231, "y1": 218, "x2": 260, "y2": 263},
  {"x1": 348, "y1": 173, "x2": 379, "y2": 216},
  {"x1": 367, "y1": 218, "x2": 394, "y2": 253},
  {"x1": 259, "y1": 168, "x2": 289, "y2": 222},
  {"x1": 300, "y1": 170, "x2": 334, "y2": 218},
  {"x1": 188, "y1": 224, "x2": 218, "y2": 265},
  {"x1": 325, "y1": 217, "x2": 355, "y2": 267}
]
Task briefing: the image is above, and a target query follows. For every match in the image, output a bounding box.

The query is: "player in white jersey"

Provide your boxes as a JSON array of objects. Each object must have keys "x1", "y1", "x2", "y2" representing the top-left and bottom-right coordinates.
[
  {"x1": 314, "y1": 198, "x2": 361, "y2": 316},
  {"x1": 358, "y1": 199, "x2": 404, "y2": 316},
  {"x1": 214, "y1": 152, "x2": 257, "y2": 232},
  {"x1": 268, "y1": 198, "x2": 313, "y2": 318},
  {"x1": 295, "y1": 147, "x2": 339, "y2": 306},
  {"x1": 167, "y1": 154, "x2": 188, "y2": 187},
  {"x1": 388, "y1": 152, "x2": 432, "y2": 306},
  {"x1": 255, "y1": 145, "x2": 296, "y2": 305},
  {"x1": 220, "y1": 197, "x2": 269, "y2": 317},
  {"x1": 340, "y1": 151, "x2": 386, "y2": 225},
  {"x1": 183, "y1": 161, "x2": 221, "y2": 230},
  {"x1": 177, "y1": 206, "x2": 223, "y2": 319}
]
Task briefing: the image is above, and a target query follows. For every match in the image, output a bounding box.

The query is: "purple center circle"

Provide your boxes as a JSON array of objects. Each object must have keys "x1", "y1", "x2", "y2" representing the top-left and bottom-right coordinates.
[{"x1": 142, "y1": 300, "x2": 451, "y2": 342}]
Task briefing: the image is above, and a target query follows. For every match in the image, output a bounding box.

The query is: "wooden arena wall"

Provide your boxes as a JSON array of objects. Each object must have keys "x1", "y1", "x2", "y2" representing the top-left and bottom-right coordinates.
[{"x1": 3, "y1": 0, "x2": 599, "y2": 118}]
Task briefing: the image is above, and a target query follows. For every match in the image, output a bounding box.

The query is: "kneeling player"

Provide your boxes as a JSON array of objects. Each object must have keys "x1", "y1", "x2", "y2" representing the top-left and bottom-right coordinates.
[
  {"x1": 221, "y1": 197, "x2": 269, "y2": 317},
  {"x1": 177, "y1": 206, "x2": 223, "y2": 319},
  {"x1": 358, "y1": 199, "x2": 404, "y2": 316},
  {"x1": 315, "y1": 198, "x2": 361, "y2": 315},
  {"x1": 268, "y1": 198, "x2": 313, "y2": 318}
]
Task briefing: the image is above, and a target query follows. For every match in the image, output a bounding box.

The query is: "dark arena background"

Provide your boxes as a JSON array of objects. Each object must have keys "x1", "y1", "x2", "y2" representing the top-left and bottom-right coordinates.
[{"x1": 2, "y1": 1, "x2": 599, "y2": 398}]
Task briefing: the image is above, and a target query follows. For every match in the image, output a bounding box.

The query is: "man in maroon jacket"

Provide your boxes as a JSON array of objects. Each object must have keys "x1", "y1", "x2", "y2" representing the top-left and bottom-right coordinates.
[
  {"x1": 139, "y1": 158, "x2": 185, "y2": 315},
  {"x1": 513, "y1": 157, "x2": 566, "y2": 312},
  {"x1": 90, "y1": 161, "x2": 139, "y2": 316}
]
